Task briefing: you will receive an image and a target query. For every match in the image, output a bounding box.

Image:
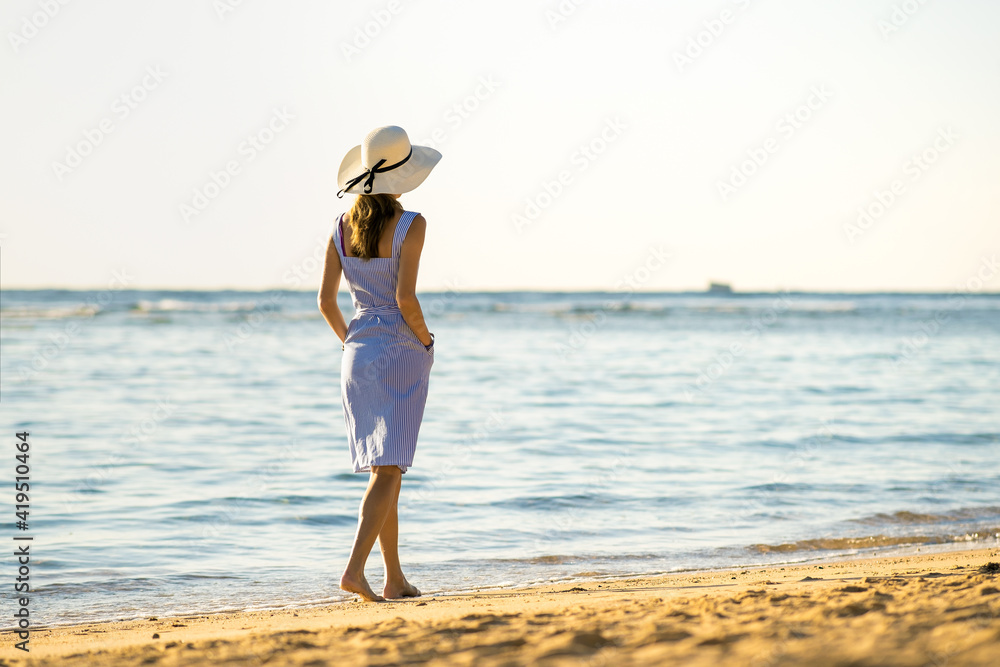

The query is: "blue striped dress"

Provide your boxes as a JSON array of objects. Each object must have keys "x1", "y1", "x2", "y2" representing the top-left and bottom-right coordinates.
[{"x1": 332, "y1": 210, "x2": 434, "y2": 474}]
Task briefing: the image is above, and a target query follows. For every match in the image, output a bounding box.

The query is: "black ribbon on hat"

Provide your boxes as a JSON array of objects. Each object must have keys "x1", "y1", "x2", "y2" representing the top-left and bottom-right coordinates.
[{"x1": 337, "y1": 148, "x2": 413, "y2": 198}]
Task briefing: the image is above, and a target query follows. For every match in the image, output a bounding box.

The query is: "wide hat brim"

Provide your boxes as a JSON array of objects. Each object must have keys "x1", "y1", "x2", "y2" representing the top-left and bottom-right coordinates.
[{"x1": 337, "y1": 143, "x2": 442, "y2": 196}]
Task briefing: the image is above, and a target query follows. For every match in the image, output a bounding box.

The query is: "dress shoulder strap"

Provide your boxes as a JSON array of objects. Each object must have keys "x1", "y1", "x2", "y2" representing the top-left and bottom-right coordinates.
[
  {"x1": 332, "y1": 213, "x2": 346, "y2": 258},
  {"x1": 391, "y1": 211, "x2": 419, "y2": 258}
]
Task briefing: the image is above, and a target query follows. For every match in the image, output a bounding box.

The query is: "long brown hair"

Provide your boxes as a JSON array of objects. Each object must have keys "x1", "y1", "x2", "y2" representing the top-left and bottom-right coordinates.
[{"x1": 345, "y1": 194, "x2": 403, "y2": 260}]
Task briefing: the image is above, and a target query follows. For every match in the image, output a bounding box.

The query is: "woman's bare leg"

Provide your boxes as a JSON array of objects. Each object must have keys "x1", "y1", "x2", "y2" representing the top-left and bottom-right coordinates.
[
  {"x1": 340, "y1": 465, "x2": 401, "y2": 601},
  {"x1": 379, "y1": 473, "x2": 420, "y2": 598}
]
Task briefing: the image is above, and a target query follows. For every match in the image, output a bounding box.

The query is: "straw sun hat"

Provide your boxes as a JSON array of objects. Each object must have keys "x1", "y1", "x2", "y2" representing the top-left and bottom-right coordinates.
[{"x1": 336, "y1": 125, "x2": 442, "y2": 198}]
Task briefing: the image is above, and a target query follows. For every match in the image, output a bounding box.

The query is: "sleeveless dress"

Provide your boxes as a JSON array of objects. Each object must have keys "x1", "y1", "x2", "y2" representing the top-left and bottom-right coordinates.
[{"x1": 332, "y1": 210, "x2": 434, "y2": 474}]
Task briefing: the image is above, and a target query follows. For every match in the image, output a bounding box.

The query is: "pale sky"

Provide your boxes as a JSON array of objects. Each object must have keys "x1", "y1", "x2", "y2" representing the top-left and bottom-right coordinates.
[{"x1": 3, "y1": 0, "x2": 998, "y2": 292}]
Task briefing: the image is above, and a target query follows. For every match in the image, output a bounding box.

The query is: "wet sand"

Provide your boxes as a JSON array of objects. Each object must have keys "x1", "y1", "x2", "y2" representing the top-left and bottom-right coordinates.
[{"x1": 4, "y1": 547, "x2": 999, "y2": 666}]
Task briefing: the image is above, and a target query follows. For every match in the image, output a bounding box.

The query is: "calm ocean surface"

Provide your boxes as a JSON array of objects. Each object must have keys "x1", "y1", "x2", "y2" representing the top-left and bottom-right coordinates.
[{"x1": 2, "y1": 289, "x2": 999, "y2": 626}]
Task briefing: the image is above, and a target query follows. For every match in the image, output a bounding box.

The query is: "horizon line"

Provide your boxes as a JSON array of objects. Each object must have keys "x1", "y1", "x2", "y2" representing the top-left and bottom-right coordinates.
[{"x1": 2, "y1": 286, "x2": 999, "y2": 296}]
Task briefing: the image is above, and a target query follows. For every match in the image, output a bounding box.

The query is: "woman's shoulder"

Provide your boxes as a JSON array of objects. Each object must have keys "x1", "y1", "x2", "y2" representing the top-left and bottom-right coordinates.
[
  {"x1": 404, "y1": 212, "x2": 426, "y2": 233},
  {"x1": 398, "y1": 212, "x2": 426, "y2": 249}
]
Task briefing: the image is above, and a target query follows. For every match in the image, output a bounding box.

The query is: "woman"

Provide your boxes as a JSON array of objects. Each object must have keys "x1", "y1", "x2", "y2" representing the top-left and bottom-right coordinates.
[{"x1": 317, "y1": 125, "x2": 442, "y2": 602}]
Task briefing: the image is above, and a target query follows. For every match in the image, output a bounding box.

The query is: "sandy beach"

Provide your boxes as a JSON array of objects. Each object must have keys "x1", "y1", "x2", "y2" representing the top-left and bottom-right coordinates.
[{"x1": 3, "y1": 546, "x2": 997, "y2": 666}]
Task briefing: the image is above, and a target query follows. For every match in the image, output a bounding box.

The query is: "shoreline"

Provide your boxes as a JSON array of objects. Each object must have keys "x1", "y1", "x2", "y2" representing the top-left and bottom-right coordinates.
[
  {"x1": 17, "y1": 538, "x2": 997, "y2": 632},
  {"x1": 5, "y1": 545, "x2": 998, "y2": 666}
]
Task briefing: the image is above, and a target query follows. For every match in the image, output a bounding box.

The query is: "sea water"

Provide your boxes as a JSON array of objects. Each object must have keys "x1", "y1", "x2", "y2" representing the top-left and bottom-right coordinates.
[{"x1": 1, "y1": 289, "x2": 998, "y2": 626}]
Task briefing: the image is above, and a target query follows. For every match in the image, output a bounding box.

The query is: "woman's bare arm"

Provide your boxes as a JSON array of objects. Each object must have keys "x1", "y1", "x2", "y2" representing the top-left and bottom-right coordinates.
[
  {"x1": 317, "y1": 234, "x2": 349, "y2": 343},
  {"x1": 396, "y1": 214, "x2": 432, "y2": 347}
]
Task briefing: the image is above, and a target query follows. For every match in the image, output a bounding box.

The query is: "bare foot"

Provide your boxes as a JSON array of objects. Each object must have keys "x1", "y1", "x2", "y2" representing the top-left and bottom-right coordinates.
[
  {"x1": 340, "y1": 571, "x2": 385, "y2": 602},
  {"x1": 383, "y1": 578, "x2": 421, "y2": 599}
]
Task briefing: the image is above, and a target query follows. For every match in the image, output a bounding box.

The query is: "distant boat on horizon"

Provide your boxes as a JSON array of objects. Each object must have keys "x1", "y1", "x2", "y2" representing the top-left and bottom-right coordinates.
[{"x1": 707, "y1": 281, "x2": 733, "y2": 294}]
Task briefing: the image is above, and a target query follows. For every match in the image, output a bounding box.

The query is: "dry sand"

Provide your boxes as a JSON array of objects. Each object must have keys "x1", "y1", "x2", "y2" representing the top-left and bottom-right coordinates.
[{"x1": 4, "y1": 547, "x2": 999, "y2": 666}]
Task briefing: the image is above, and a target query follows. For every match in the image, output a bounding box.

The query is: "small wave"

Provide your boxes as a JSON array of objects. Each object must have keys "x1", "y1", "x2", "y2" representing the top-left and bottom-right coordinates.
[
  {"x1": 130, "y1": 299, "x2": 279, "y2": 315},
  {"x1": 750, "y1": 528, "x2": 1000, "y2": 554},
  {"x1": 543, "y1": 302, "x2": 859, "y2": 317},
  {"x1": 486, "y1": 552, "x2": 665, "y2": 566},
  {"x1": 0, "y1": 305, "x2": 100, "y2": 319},
  {"x1": 519, "y1": 555, "x2": 585, "y2": 565},
  {"x1": 852, "y1": 506, "x2": 1000, "y2": 526},
  {"x1": 288, "y1": 514, "x2": 357, "y2": 526},
  {"x1": 483, "y1": 493, "x2": 614, "y2": 511},
  {"x1": 35, "y1": 576, "x2": 165, "y2": 595},
  {"x1": 741, "y1": 482, "x2": 812, "y2": 493}
]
